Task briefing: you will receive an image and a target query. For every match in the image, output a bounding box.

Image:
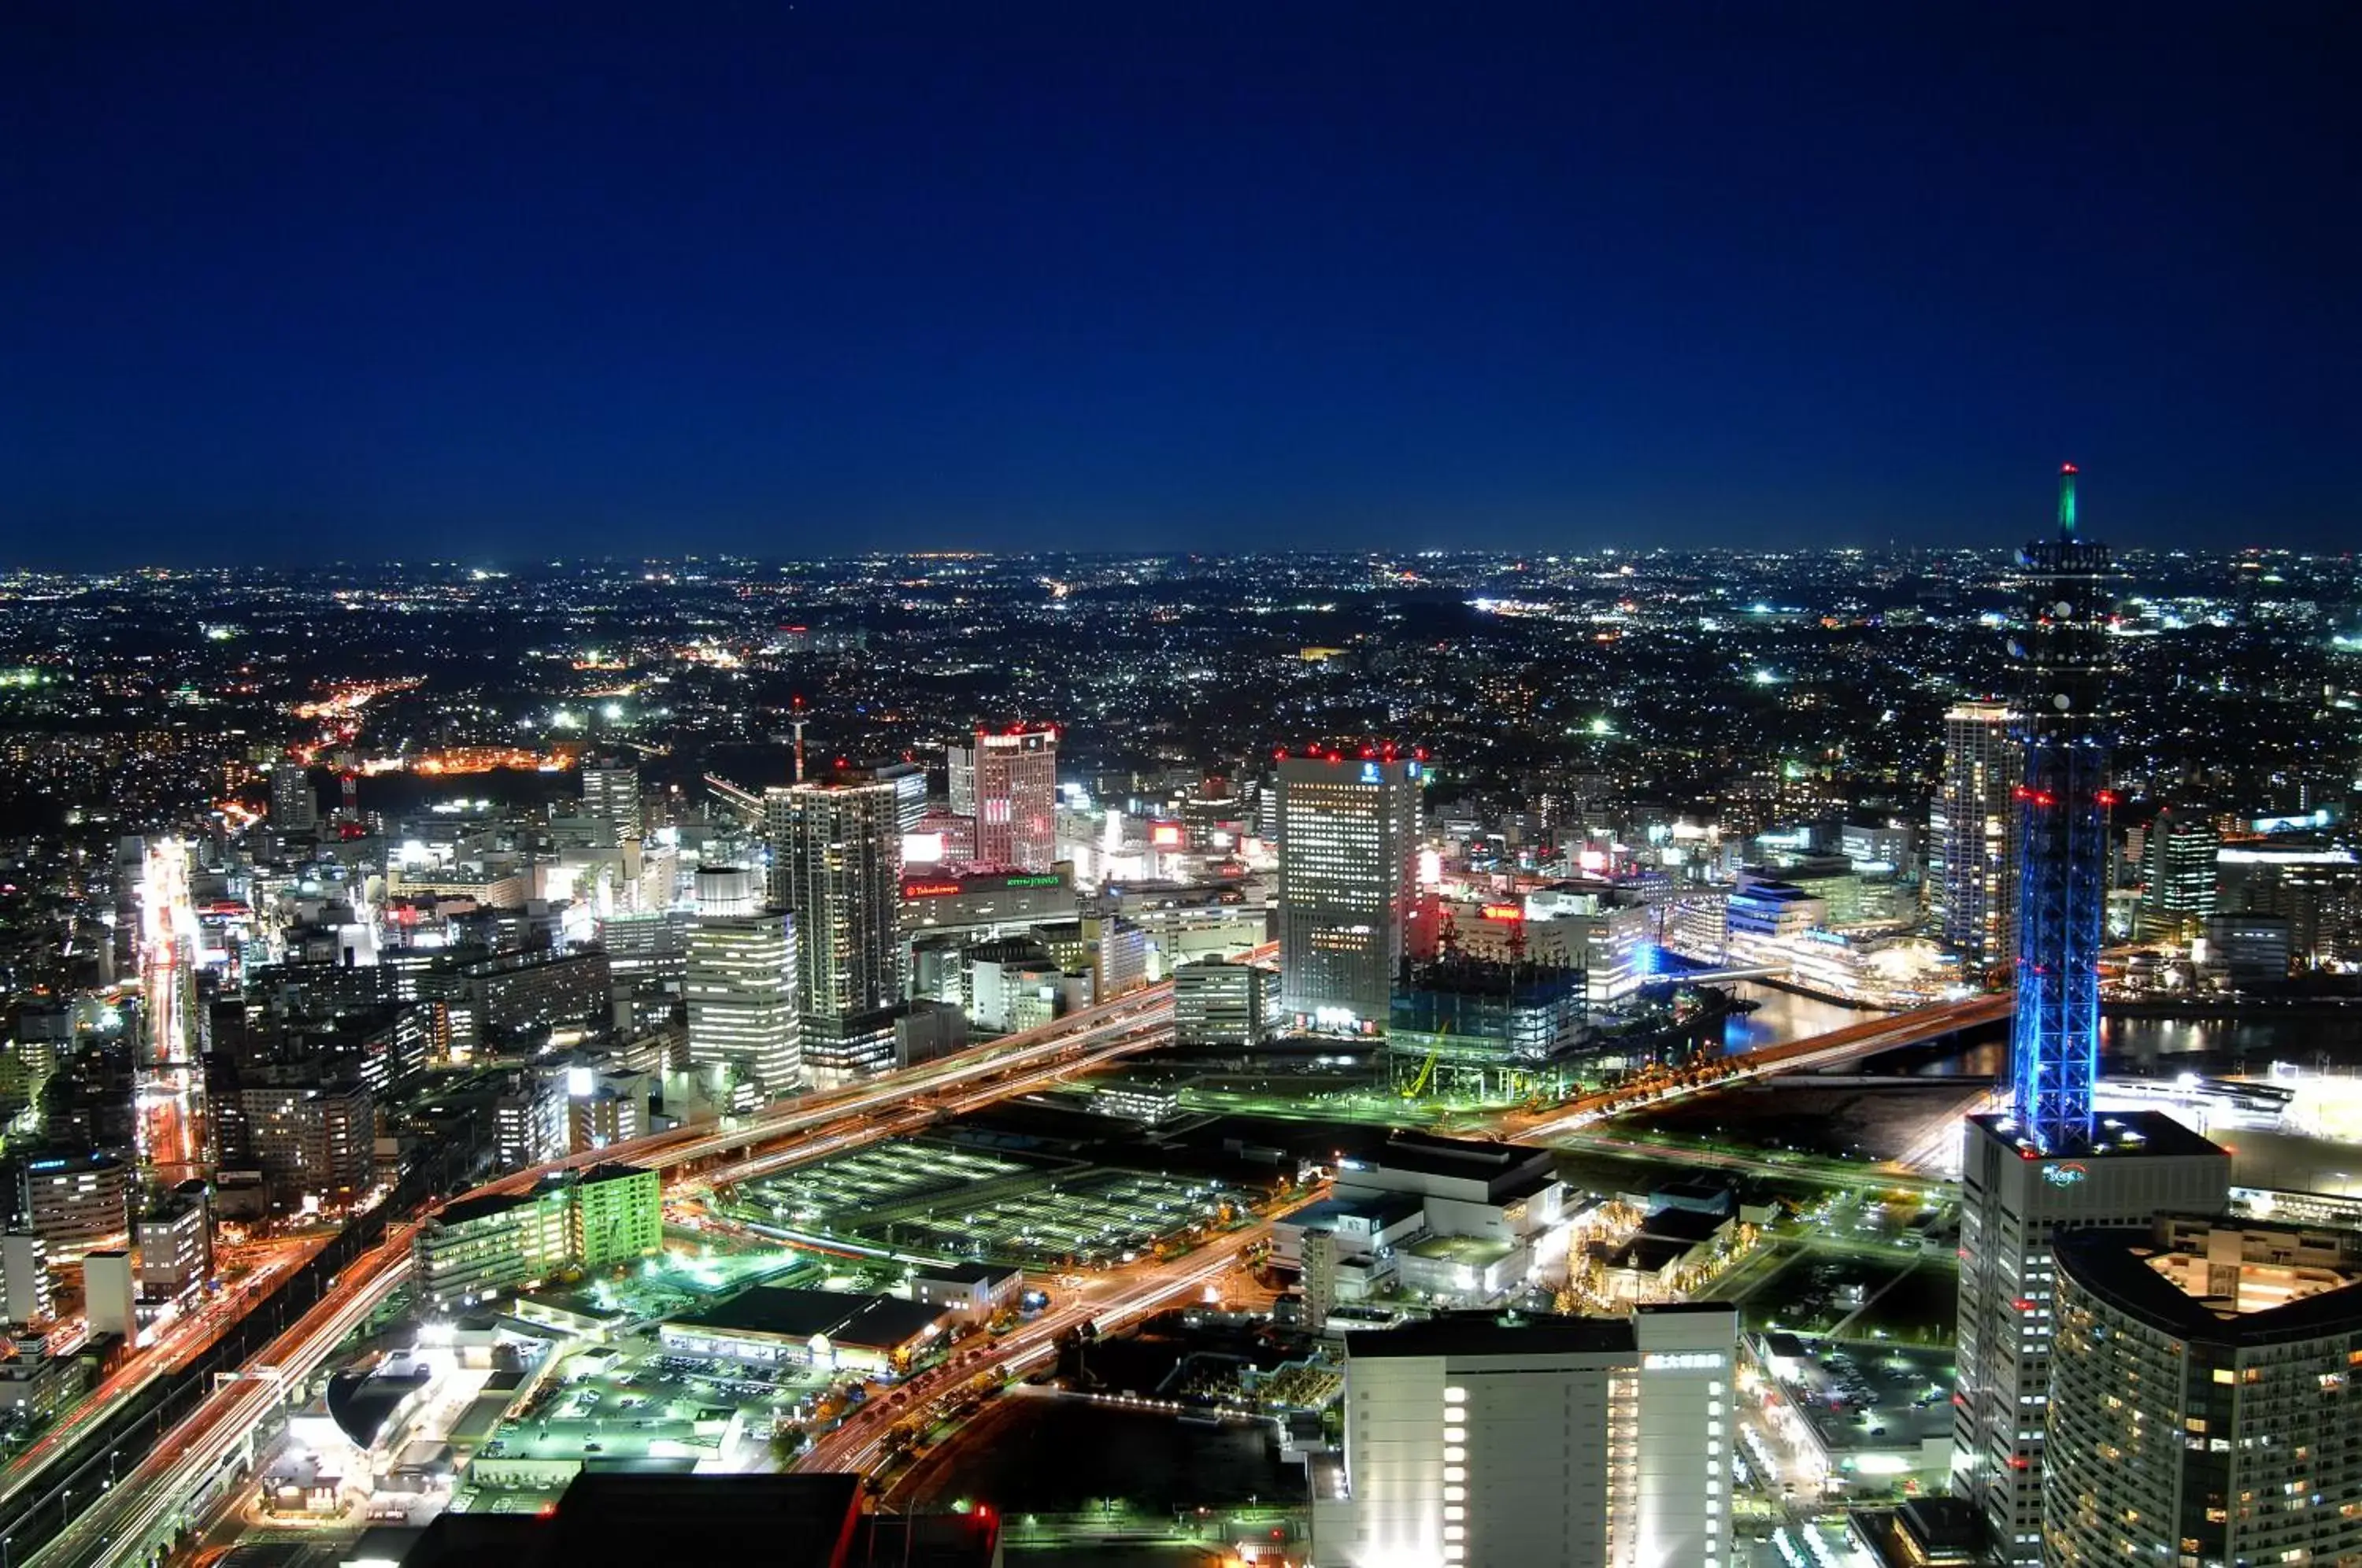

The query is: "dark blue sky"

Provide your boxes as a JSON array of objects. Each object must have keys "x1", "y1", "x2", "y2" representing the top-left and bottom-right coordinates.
[{"x1": 4, "y1": 2, "x2": 2355, "y2": 564}]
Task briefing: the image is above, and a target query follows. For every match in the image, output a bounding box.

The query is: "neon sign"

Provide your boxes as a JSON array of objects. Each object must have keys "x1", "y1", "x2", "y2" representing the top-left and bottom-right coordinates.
[{"x1": 2042, "y1": 1162, "x2": 2088, "y2": 1188}]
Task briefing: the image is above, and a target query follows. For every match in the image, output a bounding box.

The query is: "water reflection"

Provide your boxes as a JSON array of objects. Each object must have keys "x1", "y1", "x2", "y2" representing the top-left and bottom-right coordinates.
[
  {"x1": 1715, "y1": 985, "x2": 2362, "y2": 1084},
  {"x1": 1720, "y1": 983, "x2": 1887, "y2": 1056},
  {"x1": 1896, "y1": 1012, "x2": 2362, "y2": 1078}
]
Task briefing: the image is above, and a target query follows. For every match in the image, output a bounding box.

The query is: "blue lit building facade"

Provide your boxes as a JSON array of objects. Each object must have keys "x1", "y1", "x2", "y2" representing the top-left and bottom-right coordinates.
[
  {"x1": 1950, "y1": 471, "x2": 2233, "y2": 1564},
  {"x1": 2005, "y1": 464, "x2": 2114, "y2": 1155}
]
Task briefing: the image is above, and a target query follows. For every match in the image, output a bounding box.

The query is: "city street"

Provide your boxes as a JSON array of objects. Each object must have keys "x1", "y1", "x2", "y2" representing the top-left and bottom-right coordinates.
[{"x1": 798, "y1": 1199, "x2": 1320, "y2": 1479}]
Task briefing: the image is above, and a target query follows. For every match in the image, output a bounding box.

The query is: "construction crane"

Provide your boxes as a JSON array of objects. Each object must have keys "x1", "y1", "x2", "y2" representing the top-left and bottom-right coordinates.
[{"x1": 1401, "y1": 1020, "x2": 1449, "y2": 1100}]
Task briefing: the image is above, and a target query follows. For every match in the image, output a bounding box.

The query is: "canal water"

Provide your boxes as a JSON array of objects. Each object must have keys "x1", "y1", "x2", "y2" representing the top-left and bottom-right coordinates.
[
  {"x1": 1720, "y1": 983, "x2": 1880, "y2": 1056},
  {"x1": 1892, "y1": 1013, "x2": 2362, "y2": 1079},
  {"x1": 1722, "y1": 983, "x2": 2362, "y2": 1083}
]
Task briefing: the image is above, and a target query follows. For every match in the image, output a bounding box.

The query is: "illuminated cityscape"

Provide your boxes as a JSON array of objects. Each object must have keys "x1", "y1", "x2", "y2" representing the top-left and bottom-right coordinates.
[{"x1": 4, "y1": 8, "x2": 2357, "y2": 1568}]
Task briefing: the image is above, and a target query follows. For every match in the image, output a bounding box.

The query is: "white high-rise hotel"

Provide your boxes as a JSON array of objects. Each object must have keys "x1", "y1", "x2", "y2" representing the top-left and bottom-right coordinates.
[
  {"x1": 1277, "y1": 749, "x2": 1422, "y2": 1032},
  {"x1": 949, "y1": 726, "x2": 1058, "y2": 871},
  {"x1": 1316, "y1": 1304, "x2": 1738, "y2": 1568}
]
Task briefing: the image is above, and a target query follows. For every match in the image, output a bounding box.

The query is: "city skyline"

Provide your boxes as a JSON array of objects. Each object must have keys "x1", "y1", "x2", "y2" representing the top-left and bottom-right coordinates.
[
  {"x1": 3, "y1": 9, "x2": 2361, "y2": 1566},
  {"x1": 7, "y1": 5, "x2": 2358, "y2": 564}
]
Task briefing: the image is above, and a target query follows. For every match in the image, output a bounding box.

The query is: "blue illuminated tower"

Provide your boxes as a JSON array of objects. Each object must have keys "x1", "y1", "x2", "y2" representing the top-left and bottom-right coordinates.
[
  {"x1": 1951, "y1": 467, "x2": 2234, "y2": 1566},
  {"x1": 2005, "y1": 463, "x2": 2113, "y2": 1152}
]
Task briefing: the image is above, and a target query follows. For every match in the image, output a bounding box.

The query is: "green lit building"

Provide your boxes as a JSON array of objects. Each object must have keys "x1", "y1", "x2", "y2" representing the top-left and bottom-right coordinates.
[
  {"x1": 574, "y1": 1163, "x2": 663, "y2": 1271},
  {"x1": 414, "y1": 1185, "x2": 574, "y2": 1309},
  {"x1": 413, "y1": 1162, "x2": 662, "y2": 1310}
]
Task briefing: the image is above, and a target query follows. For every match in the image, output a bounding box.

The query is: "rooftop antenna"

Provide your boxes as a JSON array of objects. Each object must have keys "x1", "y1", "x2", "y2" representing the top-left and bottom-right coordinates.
[{"x1": 790, "y1": 696, "x2": 809, "y2": 785}]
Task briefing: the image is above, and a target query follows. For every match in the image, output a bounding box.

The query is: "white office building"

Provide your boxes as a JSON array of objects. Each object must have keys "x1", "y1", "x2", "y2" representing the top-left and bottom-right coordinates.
[
  {"x1": 1278, "y1": 750, "x2": 1423, "y2": 1033},
  {"x1": 1951, "y1": 1111, "x2": 2231, "y2": 1565},
  {"x1": 1316, "y1": 1303, "x2": 1738, "y2": 1568},
  {"x1": 1, "y1": 1232, "x2": 53, "y2": 1325},
  {"x1": 579, "y1": 756, "x2": 642, "y2": 841},
  {"x1": 493, "y1": 1070, "x2": 568, "y2": 1172},
  {"x1": 685, "y1": 909, "x2": 801, "y2": 1096}
]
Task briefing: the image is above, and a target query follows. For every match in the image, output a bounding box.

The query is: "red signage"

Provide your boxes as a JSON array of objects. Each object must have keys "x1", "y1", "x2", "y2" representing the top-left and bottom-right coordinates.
[
  {"x1": 1479, "y1": 904, "x2": 1523, "y2": 922},
  {"x1": 901, "y1": 881, "x2": 964, "y2": 898}
]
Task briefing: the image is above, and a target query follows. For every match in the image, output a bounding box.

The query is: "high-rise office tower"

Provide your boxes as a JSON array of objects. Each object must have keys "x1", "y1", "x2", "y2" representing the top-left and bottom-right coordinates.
[
  {"x1": 947, "y1": 742, "x2": 976, "y2": 819},
  {"x1": 765, "y1": 769, "x2": 904, "y2": 1082},
  {"x1": 2043, "y1": 1215, "x2": 2362, "y2": 1566},
  {"x1": 1277, "y1": 749, "x2": 1423, "y2": 1032},
  {"x1": 579, "y1": 755, "x2": 642, "y2": 841},
  {"x1": 1951, "y1": 468, "x2": 2234, "y2": 1566},
  {"x1": 954, "y1": 727, "x2": 1057, "y2": 871},
  {"x1": 685, "y1": 909, "x2": 800, "y2": 1097},
  {"x1": 1314, "y1": 1304, "x2": 1739, "y2": 1568},
  {"x1": 1934, "y1": 701, "x2": 2020, "y2": 978},
  {"x1": 2139, "y1": 804, "x2": 2219, "y2": 940},
  {"x1": 270, "y1": 760, "x2": 319, "y2": 834},
  {"x1": 873, "y1": 759, "x2": 931, "y2": 837}
]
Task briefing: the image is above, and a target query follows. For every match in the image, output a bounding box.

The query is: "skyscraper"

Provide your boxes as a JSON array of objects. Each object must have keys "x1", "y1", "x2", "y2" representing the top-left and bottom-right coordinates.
[
  {"x1": 1951, "y1": 468, "x2": 2234, "y2": 1566},
  {"x1": 1934, "y1": 701, "x2": 2020, "y2": 978},
  {"x1": 765, "y1": 769, "x2": 904, "y2": 1082},
  {"x1": 1952, "y1": 1110, "x2": 2229, "y2": 1562},
  {"x1": 1277, "y1": 749, "x2": 1422, "y2": 1032},
  {"x1": 270, "y1": 760, "x2": 319, "y2": 834},
  {"x1": 579, "y1": 754, "x2": 642, "y2": 841},
  {"x1": 685, "y1": 909, "x2": 799, "y2": 1097},
  {"x1": 2139, "y1": 804, "x2": 2219, "y2": 940},
  {"x1": 2044, "y1": 1215, "x2": 2362, "y2": 1565},
  {"x1": 956, "y1": 727, "x2": 1058, "y2": 871},
  {"x1": 2006, "y1": 461, "x2": 2114, "y2": 1153},
  {"x1": 873, "y1": 758, "x2": 931, "y2": 837}
]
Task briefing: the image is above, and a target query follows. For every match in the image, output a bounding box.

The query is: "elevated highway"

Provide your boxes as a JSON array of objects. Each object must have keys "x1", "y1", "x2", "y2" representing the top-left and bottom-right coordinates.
[
  {"x1": 26, "y1": 944, "x2": 1279, "y2": 1564},
  {"x1": 1513, "y1": 993, "x2": 2014, "y2": 1138}
]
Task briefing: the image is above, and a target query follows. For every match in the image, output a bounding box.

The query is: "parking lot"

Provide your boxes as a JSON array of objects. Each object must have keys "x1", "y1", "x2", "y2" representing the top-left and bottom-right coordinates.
[
  {"x1": 1748, "y1": 1333, "x2": 1956, "y2": 1500},
  {"x1": 454, "y1": 1336, "x2": 869, "y2": 1513},
  {"x1": 880, "y1": 1168, "x2": 1249, "y2": 1268},
  {"x1": 733, "y1": 1141, "x2": 1254, "y2": 1270},
  {"x1": 1738, "y1": 1252, "x2": 1915, "y2": 1337},
  {"x1": 741, "y1": 1142, "x2": 1042, "y2": 1230}
]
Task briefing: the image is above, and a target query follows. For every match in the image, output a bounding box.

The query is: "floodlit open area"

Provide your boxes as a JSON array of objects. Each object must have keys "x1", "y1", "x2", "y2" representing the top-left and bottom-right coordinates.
[{"x1": 729, "y1": 1140, "x2": 1257, "y2": 1270}]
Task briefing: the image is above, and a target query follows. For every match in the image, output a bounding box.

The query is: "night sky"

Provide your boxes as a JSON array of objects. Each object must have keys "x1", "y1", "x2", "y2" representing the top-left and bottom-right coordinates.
[{"x1": 5, "y1": 2, "x2": 2355, "y2": 564}]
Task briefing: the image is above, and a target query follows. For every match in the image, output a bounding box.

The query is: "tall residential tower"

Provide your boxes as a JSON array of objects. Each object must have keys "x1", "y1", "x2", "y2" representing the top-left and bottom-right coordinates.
[
  {"x1": 1934, "y1": 701, "x2": 2020, "y2": 977},
  {"x1": 765, "y1": 768, "x2": 905, "y2": 1084},
  {"x1": 579, "y1": 754, "x2": 643, "y2": 841}
]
